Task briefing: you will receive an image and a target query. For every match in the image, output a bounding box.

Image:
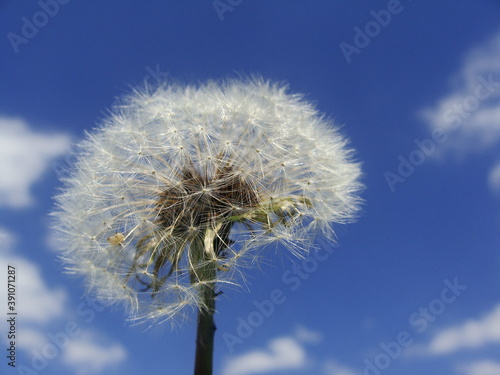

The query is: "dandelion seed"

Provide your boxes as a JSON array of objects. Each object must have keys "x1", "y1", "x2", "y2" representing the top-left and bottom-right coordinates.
[
  {"x1": 107, "y1": 232, "x2": 125, "y2": 246},
  {"x1": 52, "y1": 78, "x2": 363, "y2": 374}
]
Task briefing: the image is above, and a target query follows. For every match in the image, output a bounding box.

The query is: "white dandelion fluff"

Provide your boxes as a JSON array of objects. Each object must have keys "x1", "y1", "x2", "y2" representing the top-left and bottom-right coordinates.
[{"x1": 52, "y1": 78, "x2": 362, "y2": 324}]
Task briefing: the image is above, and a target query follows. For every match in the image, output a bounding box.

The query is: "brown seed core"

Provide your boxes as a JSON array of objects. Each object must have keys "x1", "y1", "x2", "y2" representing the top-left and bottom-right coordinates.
[{"x1": 155, "y1": 164, "x2": 260, "y2": 254}]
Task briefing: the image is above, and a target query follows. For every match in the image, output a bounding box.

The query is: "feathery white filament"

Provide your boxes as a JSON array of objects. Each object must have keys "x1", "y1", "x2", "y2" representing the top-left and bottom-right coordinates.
[{"x1": 52, "y1": 78, "x2": 362, "y2": 323}]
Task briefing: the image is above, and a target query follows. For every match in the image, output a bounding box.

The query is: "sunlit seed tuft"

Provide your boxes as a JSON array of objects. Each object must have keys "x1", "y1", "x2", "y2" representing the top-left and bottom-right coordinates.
[{"x1": 52, "y1": 78, "x2": 363, "y2": 323}]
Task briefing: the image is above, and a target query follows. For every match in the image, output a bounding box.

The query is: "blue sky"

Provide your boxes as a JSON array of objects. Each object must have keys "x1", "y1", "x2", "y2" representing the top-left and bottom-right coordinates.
[{"x1": 1, "y1": 1, "x2": 500, "y2": 375}]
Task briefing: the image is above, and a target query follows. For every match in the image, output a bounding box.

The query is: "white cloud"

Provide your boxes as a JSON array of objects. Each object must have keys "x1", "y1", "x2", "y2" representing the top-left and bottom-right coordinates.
[
  {"x1": 0, "y1": 228, "x2": 66, "y2": 325},
  {"x1": 295, "y1": 325, "x2": 323, "y2": 344},
  {"x1": 427, "y1": 304, "x2": 500, "y2": 355},
  {"x1": 0, "y1": 116, "x2": 70, "y2": 207},
  {"x1": 16, "y1": 257, "x2": 67, "y2": 323},
  {"x1": 488, "y1": 161, "x2": 500, "y2": 194},
  {"x1": 62, "y1": 331, "x2": 127, "y2": 375},
  {"x1": 323, "y1": 360, "x2": 359, "y2": 375},
  {"x1": 420, "y1": 30, "x2": 500, "y2": 193},
  {"x1": 458, "y1": 360, "x2": 500, "y2": 375},
  {"x1": 223, "y1": 328, "x2": 357, "y2": 375},
  {"x1": 223, "y1": 337, "x2": 306, "y2": 375},
  {"x1": 421, "y1": 30, "x2": 500, "y2": 155},
  {"x1": 0, "y1": 227, "x2": 126, "y2": 374},
  {"x1": 0, "y1": 227, "x2": 15, "y2": 251},
  {"x1": 17, "y1": 327, "x2": 50, "y2": 352}
]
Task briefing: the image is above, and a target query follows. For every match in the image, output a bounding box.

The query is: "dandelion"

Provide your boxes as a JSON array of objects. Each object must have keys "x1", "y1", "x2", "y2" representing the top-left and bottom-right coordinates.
[{"x1": 52, "y1": 78, "x2": 363, "y2": 374}]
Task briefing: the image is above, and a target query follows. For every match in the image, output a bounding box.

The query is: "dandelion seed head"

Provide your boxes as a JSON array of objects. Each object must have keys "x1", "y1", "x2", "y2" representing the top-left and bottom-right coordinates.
[{"x1": 52, "y1": 78, "x2": 362, "y2": 323}]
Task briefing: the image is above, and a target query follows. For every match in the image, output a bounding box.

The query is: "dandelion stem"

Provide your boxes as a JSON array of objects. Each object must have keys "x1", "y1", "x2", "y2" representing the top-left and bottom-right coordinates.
[
  {"x1": 193, "y1": 237, "x2": 217, "y2": 375},
  {"x1": 194, "y1": 282, "x2": 216, "y2": 375}
]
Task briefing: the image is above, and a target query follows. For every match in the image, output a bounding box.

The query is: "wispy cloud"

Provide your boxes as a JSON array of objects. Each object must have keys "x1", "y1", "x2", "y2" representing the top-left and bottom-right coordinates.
[
  {"x1": 429, "y1": 304, "x2": 500, "y2": 355},
  {"x1": 0, "y1": 227, "x2": 127, "y2": 373},
  {"x1": 421, "y1": 30, "x2": 500, "y2": 155},
  {"x1": 223, "y1": 327, "x2": 356, "y2": 375},
  {"x1": 15, "y1": 257, "x2": 67, "y2": 323},
  {"x1": 0, "y1": 226, "x2": 15, "y2": 250},
  {"x1": 0, "y1": 116, "x2": 70, "y2": 207},
  {"x1": 458, "y1": 360, "x2": 500, "y2": 375},
  {"x1": 295, "y1": 325, "x2": 323, "y2": 344},
  {"x1": 413, "y1": 304, "x2": 500, "y2": 356},
  {"x1": 488, "y1": 161, "x2": 500, "y2": 194},
  {"x1": 62, "y1": 332, "x2": 127, "y2": 375},
  {"x1": 323, "y1": 360, "x2": 359, "y2": 375},
  {"x1": 16, "y1": 327, "x2": 50, "y2": 352},
  {"x1": 0, "y1": 228, "x2": 66, "y2": 326},
  {"x1": 223, "y1": 336, "x2": 306, "y2": 375},
  {"x1": 420, "y1": 30, "x2": 500, "y2": 193}
]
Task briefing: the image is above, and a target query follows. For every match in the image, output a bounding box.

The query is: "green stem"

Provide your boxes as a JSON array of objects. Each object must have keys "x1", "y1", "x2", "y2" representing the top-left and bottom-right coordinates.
[
  {"x1": 193, "y1": 280, "x2": 216, "y2": 375},
  {"x1": 193, "y1": 236, "x2": 217, "y2": 375}
]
